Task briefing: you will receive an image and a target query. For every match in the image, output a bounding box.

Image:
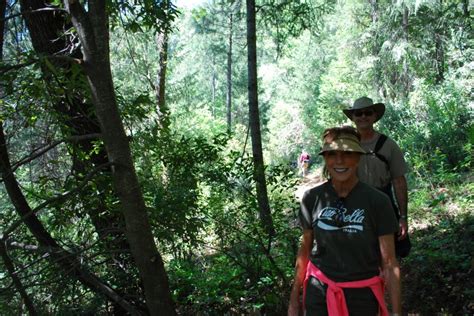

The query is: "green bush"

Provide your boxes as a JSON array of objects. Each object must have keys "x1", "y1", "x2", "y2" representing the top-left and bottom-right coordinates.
[
  {"x1": 403, "y1": 180, "x2": 473, "y2": 314},
  {"x1": 165, "y1": 155, "x2": 300, "y2": 315}
]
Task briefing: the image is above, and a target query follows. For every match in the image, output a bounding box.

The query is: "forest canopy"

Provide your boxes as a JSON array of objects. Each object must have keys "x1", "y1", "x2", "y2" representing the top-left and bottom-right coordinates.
[{"x1": 0, "y1": 0, "x2": 472, "y2": 314}]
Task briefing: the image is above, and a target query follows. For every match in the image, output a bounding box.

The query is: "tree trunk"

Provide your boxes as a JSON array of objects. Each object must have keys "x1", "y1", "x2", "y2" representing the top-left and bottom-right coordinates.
[
  {"x1": 0, "y1": 0, "x2": 5, "y2": 56},
  {"x1": 246, "y1": 0, "x2": 275, "y2": 240},
  {"x1": 462, "y1": 0, "x2": 469, "y2": 17},
  {"x1": 434, "y1": 0, "x2": 444, "y2": 83},
  {"x1": 211, "y1": 53, "x2": 217, "y2": 117},
  {"x1": 19, "y1": 0, "x2": 141, "y2": 312},
  {"x1": 402, "y1": 5, "x2": 410, "y2": 97},
  {"x1": 226, "y1": 13, "x2": 233, "y2": 134},
  {"x1": 368, "y1": 0, "x2": 385, "y2": 98},
  {"x1": 434, "y1": 32, "x2": 444, "y2": 83},
  {"x1": 63, "y1": 1, "x2": 176, "y2": 314},
  {"x1": 155, "y1": 0, "x2": 170, "y2": 131}
]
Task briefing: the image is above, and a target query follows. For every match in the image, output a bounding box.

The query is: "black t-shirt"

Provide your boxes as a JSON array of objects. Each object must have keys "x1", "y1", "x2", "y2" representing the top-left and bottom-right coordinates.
[{"x1": 299, "y1": 181, "x2": 398, "y2": 282}]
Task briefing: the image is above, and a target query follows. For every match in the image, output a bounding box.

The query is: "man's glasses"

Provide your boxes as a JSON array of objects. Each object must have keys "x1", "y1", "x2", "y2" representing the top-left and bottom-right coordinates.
[{"x1": 354, "y1": 109, "x2": 375, "y2": 117}]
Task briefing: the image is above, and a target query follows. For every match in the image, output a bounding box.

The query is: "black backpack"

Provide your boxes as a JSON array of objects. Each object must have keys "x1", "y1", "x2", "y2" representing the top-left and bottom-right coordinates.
[{"x1": 367, "y1": 134, "x2": 412, "y2": 258}]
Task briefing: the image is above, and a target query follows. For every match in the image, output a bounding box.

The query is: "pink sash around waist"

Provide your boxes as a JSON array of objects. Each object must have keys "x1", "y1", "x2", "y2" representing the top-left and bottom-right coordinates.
[{"x1": 303, "y1": 261, "x2": 389, "y2": 316}]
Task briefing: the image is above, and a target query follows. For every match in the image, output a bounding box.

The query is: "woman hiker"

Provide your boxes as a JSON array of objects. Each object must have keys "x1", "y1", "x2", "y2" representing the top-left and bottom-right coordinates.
[{"x1": 288, "y1": 126, "x2": 401, "y2": 316}]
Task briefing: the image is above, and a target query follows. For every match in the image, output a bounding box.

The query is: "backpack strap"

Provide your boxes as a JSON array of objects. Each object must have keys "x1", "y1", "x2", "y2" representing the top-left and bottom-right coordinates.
[
  {"x1": 374, "y1": 134, "x2": 387, "y2": 153},
  {"x1": 371, "y1": 135, "x2": 402, "y2": 221},
  {"x1": 369, "y1": 134, "x2": 389, "y2": 166}
]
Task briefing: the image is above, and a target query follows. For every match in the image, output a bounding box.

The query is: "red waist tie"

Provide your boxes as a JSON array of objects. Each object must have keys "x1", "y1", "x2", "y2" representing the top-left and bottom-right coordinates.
[{"x1": 303, "y1": 261, "x2": 389, "y2": 316}]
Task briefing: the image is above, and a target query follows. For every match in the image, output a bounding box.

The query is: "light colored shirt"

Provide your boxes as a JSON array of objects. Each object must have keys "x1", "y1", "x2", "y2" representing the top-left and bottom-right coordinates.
[{"x1": 357, "y1": 133, "x2": 408, "y2": 188}]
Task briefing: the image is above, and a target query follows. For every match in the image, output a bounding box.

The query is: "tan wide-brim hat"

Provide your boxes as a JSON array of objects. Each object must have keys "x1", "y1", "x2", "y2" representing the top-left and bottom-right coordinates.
[
  {"x1": 343, "y1": 96, "x2": 385, "y2": 122},
  {"x1": 318, "y1": 133, "x2": 366, "y2": 155}
]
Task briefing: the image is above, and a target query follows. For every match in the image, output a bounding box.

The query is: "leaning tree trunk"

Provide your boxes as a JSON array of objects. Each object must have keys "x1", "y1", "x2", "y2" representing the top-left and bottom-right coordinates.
[
  {"x1": 19, "y1": 0, "x2": 125, "y2": 247},
  {"x1": 246, "y1": 0, "x2": 275, "y2": 241},
  {"x1": 63, "y1": 0, "x2": 176, "y2": 314},
  {"x1": 19, "y1": 0, "x2": 142, "y2": 312},
  {"x1": 0, "y1": 125, "x2": 140, "y2": 315},
  {"x1": 0, "y1": 242, "x2": 37, "y2": 315}
]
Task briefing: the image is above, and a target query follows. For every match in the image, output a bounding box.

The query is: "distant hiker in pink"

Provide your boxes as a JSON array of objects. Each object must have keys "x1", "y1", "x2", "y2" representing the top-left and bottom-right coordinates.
[
  {"x1": 288, "y1": 126, "x2": 401, "y2": 316},
  {"x1": 299, "y1": 150, "x2": 310, "y2": 177}
]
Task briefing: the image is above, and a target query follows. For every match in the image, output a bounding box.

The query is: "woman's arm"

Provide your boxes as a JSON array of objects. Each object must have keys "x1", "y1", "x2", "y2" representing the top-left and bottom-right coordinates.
[
  {"x1": 288, "y1": 229, "x2": 313, "y2": 316},
  {"x1": 379, "y1": 234, "x2": 401, "y2": 315}
]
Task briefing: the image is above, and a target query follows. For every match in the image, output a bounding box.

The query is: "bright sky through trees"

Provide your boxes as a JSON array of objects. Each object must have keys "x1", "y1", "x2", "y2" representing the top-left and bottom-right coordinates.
[{"x1": 175, "y1": 0, "x2": 208, "y2": 9}]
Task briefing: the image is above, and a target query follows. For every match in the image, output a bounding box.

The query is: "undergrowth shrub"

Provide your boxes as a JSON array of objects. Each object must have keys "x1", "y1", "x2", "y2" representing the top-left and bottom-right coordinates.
[
  {"x1": 382, "y1": 80, "x2": 472, "y2": 185},
  {"x1": 166, "y1": 152, "x2": 300, "y2": 315},
  {"x1": 404, "y1": 180, "x2": 473, "y2": 314},
  {"x1": 403, "y1": 214, "x2": 473, "y2": 314}
]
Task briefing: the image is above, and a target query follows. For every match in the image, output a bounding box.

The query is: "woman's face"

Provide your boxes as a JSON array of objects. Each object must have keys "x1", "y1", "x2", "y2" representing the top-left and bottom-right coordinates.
[{"x1": 323, "y1": 150, "x2": 360, "y2": 183}]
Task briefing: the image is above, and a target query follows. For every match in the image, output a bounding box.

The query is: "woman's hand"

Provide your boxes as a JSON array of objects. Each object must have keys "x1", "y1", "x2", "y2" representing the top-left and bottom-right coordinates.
[
  {"x1": 379, "y1": 234, "x2": 402, "y2": 314},
  {"x1": 288, "y1": 230, "x2": 313, "y2": 316},
  {"x1": 287, "y1": 289, "x2": 300, "y2": 316}
]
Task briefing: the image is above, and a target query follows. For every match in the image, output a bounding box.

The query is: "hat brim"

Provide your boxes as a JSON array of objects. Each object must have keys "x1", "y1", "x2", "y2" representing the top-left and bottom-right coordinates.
[
  {"x1": 343, "y1": 103, "x2": 385, "y2": 122},
  {"x1": 318, "y1": 138, "x2": 366, "y2": 155}
]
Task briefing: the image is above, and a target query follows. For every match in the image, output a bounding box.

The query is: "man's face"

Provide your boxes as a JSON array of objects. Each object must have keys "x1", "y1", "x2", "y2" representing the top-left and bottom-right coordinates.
[{"x1": 352, "y1": 107, "x2": 377, "y2": 129}]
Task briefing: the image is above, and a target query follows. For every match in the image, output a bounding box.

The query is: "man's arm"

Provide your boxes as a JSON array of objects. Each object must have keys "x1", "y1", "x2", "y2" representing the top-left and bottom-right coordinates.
[{"x1": 392, "y1": 175, "x2": 408, "y2": 239}]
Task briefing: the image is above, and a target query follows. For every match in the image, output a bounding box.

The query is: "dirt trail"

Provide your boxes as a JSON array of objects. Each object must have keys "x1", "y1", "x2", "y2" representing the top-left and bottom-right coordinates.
[{"x1": 294, "y1": 169, "x2": 325, "y2": 202}]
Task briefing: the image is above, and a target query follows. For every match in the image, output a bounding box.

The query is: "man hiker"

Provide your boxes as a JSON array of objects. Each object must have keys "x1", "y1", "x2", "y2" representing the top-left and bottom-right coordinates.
[{"x1": 343, "y1": 96, "x2": 410, "y2": 257}]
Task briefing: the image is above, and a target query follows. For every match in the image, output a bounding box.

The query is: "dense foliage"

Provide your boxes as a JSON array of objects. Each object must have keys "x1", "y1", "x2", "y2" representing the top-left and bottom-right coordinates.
[{"x1": 0, "y1": 0, "x2": 472, "y2": 314}]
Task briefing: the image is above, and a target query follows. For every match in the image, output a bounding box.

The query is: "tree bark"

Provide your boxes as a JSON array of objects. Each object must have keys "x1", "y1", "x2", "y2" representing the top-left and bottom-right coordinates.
[
  {"x1": 246, "y1": 0, "x2": 275, "y2": 240},
  {"x1": 63, "y1": 0, "x2": 176, "y2": 314}
]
